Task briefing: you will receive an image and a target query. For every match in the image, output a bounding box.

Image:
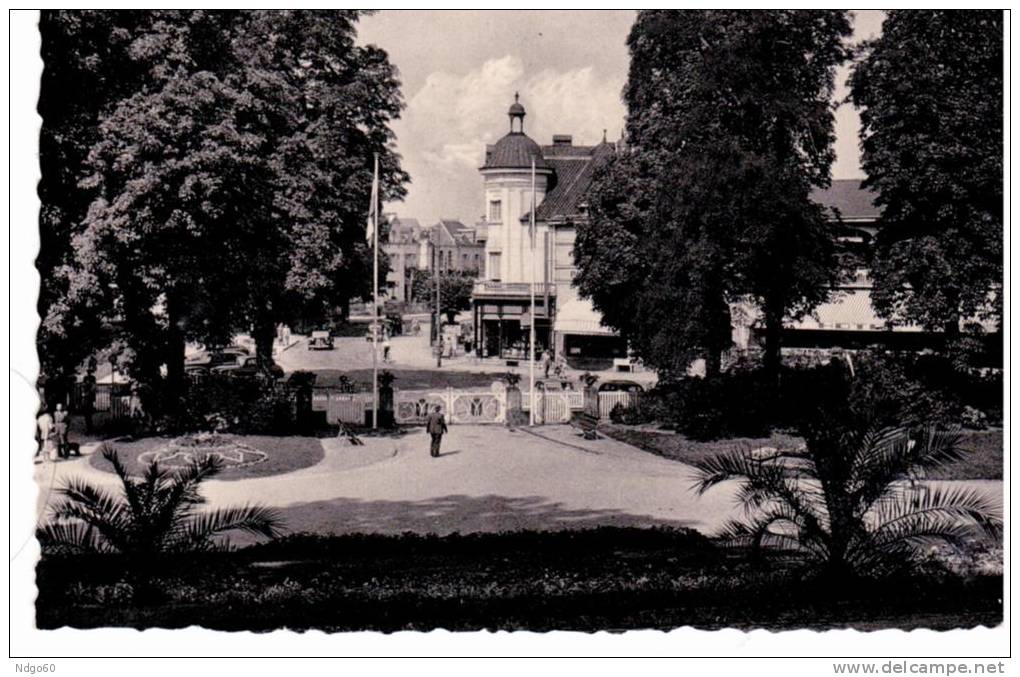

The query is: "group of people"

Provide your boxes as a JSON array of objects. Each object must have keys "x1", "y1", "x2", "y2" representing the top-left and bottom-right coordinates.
[
  {"x1": 35, "y1": 403, "x2": 78, "y2": 462},
  {"x1": 540, "y1": 350, "x2": 568, "y2": 380}
]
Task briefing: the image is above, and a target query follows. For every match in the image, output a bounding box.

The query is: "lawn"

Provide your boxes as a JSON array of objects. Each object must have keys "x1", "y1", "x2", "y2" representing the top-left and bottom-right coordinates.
[
  {"x1": 601, "y1": 424, "x2": 803, "y2": 466},
  {"x1": 36, "y1": 528, "x2": 1002, "y2": 632},
  {"x1": 88, "y1": 434, "x2": 325, "y2": 480},
  {"x1": 313, "y1": 368, "x2": 506, "y2": 390},
  {"x1": 601, "y1": 425, "x2": 1003, "y2": 481}
]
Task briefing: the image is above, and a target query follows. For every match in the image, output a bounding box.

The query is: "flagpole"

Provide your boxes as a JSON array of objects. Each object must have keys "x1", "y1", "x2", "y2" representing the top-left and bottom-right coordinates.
[
  {"x1": 529, "y1": 157, "x2": 536, "y2": 427},
  {"x1": 371, "y1": 153, "x2": 379, "y2": 430}
]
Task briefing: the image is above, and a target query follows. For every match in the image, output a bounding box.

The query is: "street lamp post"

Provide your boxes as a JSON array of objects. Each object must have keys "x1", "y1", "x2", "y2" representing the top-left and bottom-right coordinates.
[{"x1": 433, "y1": 232, "x2": 442, "y2": 368}]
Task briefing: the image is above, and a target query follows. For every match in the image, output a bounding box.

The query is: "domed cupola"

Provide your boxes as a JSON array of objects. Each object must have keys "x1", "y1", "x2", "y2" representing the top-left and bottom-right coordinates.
[
  {"x1": 508, "y1": 91, "x2": 526, "y2": 130},
  {"x1": 482, "y1": 93, "x2": 549, "y2": 170}
]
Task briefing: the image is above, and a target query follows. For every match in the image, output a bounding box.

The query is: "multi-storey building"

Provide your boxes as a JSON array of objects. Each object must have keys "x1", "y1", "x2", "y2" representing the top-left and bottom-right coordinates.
[
  {"x1": 470, "y1": 94, "x2": 625, "y2": 361},
  {"x1": 470, "y1": 94, "x2": 996, "y2": 365},
  {"x1": 382, "y1": 215, "x2": 424, "y2": 303},
  {"x1": 383, "y1": 215, "x2": 485, "y2": 304}
]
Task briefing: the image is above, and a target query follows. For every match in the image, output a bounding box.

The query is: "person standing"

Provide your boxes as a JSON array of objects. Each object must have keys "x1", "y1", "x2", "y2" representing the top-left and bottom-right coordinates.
[
  {"x1": 425, "y1": 404, "x2": 448, "y2": 458},
  {"x1": 35, "y1": 408, "x2": 53, "y2": 461},
  {"x1": 541, "y1": 350, "x2": 552, "y2": 379},
  {"x1": 52, "y1": 403, "x2": 69, "y2": 458},
  {"x1": 382, "y1": 334, "x2": 392, "y2": 363}
]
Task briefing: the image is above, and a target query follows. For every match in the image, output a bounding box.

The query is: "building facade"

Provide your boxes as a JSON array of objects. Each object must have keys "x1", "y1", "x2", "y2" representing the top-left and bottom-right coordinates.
[
  {"x1": 382, "y1": 216, "x2": 424, "y2": 303},
  {"x1": 470, "y1": 95, "x2": 625, "y2": 361},
  {"x1": 470, "y1": 95, "x2": 988, "y2": 367},
  {"x1": 419, "y1": 219, "x2": 485, "y2": 274},
  {"x1": 383, "y1": 215, "x2": 485, "y2": 304}
]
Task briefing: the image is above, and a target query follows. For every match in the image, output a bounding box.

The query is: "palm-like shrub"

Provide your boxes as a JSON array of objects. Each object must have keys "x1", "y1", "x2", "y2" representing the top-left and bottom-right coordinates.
[
  {"x1": 692, "y1": 420, "x2": 1001, "y2": 577},
  {"x1": 38, "y1": 445, "x2": 284, "y2": 555}
]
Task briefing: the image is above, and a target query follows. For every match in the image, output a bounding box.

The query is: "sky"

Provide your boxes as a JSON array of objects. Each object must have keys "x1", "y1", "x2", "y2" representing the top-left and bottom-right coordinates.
[{"x1": 357, "y1": 10, "x2": 885, "y2": 227}]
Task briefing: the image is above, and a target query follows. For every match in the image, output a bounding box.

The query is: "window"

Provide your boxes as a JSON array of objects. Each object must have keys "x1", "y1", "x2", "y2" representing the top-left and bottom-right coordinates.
[
  {"x1": 489, "y1": 200, "x2": 502, "y2": 222},
  {"x1": 488, "y1": 253, "x2": 501, "y2": 281}
]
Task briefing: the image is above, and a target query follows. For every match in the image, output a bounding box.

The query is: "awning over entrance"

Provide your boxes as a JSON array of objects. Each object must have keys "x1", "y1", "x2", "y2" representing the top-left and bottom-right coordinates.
[{"x1": 554, "y1": 297, "x2": 616, "y2": 336}]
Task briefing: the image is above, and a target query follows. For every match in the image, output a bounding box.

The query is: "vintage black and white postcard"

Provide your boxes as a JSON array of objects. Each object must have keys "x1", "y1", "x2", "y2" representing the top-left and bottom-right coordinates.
[{"x1": 9, "y1": 7, "x2": 1009, "y2": 666}]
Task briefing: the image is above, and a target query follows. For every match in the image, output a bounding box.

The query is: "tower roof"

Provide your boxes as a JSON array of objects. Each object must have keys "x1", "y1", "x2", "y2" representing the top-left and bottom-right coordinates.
[
  {"x1": 508, "y1": 91, "x2": 526, "y2": 118},
  {"x1": 482, "y1": 132, "x2": 549, "y2": 170}
]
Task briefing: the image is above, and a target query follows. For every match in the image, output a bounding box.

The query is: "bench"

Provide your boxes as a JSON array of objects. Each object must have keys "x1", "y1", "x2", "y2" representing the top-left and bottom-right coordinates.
[{"x1": 572, "y1": 411, "x2": 600, "y2": 440}]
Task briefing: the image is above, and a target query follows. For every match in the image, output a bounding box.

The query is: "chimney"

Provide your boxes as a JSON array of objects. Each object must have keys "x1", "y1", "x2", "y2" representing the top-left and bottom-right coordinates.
[{"x1": 552, "y1": 134, "x2": 573, "y2": 146}]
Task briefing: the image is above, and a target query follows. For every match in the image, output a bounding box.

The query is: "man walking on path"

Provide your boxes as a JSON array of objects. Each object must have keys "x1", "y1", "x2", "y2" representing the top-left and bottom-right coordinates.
[{"x1": 425, "y1": 404, "x2": 448, "y2": 458}]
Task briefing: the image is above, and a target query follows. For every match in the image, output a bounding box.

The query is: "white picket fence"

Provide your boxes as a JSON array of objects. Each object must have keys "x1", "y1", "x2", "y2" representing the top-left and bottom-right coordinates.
[
  {"x1": 311, "y1": 390, "x2": 370, "y2": 425},
  {"x1": 312, "y1": 385, "x2": 635, "y2": 426},
  {"x1": 598, "y1": 391, "x2": 634, "y2": 419}
]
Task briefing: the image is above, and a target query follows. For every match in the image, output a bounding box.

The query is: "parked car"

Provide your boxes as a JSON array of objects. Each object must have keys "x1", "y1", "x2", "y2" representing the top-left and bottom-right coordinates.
[
  {"x1": 185, "y1": 346, "x2": 249, "y2": 368},
  {"x1": 597, "y1": 380, "x2": 644, "y2": 393},
  {"x1": 184, "y1": 347, "x2": 250, "y2": 377},
  {"x1": 210, "y1": 355, "x2": 284, "y2": 379},
  {"x1": 308, "y1": 330, "x2": 334, "y2": 351}
]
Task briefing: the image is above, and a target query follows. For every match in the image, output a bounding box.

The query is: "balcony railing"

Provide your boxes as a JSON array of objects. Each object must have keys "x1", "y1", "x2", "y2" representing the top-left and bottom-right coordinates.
[{"x1": 473, "y1": 281, "x2": 557, "y2": 298}]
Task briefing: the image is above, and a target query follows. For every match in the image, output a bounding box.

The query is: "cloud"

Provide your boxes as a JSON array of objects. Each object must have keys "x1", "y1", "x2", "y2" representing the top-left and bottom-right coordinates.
[{"x1": 390, "y1": 55, "x2": 626, "y2": 223}]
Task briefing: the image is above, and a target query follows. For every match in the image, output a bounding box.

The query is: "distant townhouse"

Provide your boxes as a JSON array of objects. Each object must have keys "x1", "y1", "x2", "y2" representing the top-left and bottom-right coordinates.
[{"x1": 383, "y1": 215, "x2": 485, "y2": 304}]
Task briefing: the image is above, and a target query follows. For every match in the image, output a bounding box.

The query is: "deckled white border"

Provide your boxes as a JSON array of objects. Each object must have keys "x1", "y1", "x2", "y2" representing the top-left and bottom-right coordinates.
[{"x1": 7, "y1": 4, "x2": 1011, "y2": 664}]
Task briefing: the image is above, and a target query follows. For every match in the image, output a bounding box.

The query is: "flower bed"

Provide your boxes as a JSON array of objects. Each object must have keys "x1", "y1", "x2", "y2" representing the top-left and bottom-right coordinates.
[{"x1": 88, "y1": 434, "x2": 324, "y2": 480}]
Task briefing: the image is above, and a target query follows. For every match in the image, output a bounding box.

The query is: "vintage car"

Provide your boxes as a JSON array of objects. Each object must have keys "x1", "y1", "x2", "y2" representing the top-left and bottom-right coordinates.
[
  {"x1": 184, "y1": 346, "x2": 251, "y2": 375},
  {"x1": 210, "y1": 355, "x2": 283, "y2": 379},
  {"x1": 308, "y1": 330, "x2": 334, "y2": 351},
  {"x1": 597, "y1": 380, "x2": 645, "y2": 393}
]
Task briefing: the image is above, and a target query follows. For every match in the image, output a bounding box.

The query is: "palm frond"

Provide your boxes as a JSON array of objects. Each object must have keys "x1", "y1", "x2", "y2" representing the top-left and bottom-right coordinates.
[
  {"x1": 48, "y1": 500, "x2": 132, "y2": 552},
  {"x1": 870, "y1": 485, "x2": 1003, "y2": 546},
  {"x1": 55, "y1": 478, "x2": 129, "y2": 528},
  {"x1": 36, "y1": 521, "x2": 113, "y2": 554},
  {"x1": 102, "y1": 446, "x2": 149, "y2": 520},
  {"x1": 170, "y1": 504, "x2": 284, "y2": 549}
]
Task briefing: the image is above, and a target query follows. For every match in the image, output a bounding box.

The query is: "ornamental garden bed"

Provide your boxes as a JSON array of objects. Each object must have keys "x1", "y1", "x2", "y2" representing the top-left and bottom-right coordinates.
[
  {"x1": 88, "y1": 434, "x2": 325, "y2": 480},
  {"x1": 36, "y1": 528, "x2": 1002, "y2": 632}
]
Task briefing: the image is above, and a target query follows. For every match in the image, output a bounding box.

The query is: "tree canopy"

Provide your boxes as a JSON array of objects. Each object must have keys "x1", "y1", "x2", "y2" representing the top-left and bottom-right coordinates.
[
  {"x1": 576, "y1": 10, "x2": 851, "y2": 380},
  {"x1": 850, "y1": 10, "x2": 1003, "y2": 336},
  {"x1": 410, "y1": 269, "x2": 476, "y2": 321},
  {"x1": 39, "y1": 10, "x2": 407, "y2": 413}
]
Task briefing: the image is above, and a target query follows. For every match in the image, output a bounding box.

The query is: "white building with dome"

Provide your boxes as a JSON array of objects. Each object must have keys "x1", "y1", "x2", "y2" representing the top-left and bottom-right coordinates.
[
  {"x1": 469, "y1": 94, "x2": 626, "y2": 364},
  {"x1": 467, "y1": 94, "x2": 990, "y2": 369}
]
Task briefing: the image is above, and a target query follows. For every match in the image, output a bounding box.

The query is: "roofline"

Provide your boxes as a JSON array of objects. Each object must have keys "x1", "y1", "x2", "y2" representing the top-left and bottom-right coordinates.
[{"x1": 479, "y1": 165, "x2": 556, "y2": 174}]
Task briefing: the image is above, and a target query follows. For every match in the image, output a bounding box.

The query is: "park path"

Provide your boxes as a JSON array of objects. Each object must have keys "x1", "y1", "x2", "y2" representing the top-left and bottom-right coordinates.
[{"x1": 33, "y1": 425, "x2": 1003, "y2": 542}]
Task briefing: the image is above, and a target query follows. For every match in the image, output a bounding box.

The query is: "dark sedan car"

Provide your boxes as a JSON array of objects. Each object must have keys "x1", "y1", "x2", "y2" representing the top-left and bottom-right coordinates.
[
  {"x1": 210, "y1": 355, "x2": 284, "y2": 379},
  {"x1": 597, "y1": 380, "x2": 645, "y2": 393}
]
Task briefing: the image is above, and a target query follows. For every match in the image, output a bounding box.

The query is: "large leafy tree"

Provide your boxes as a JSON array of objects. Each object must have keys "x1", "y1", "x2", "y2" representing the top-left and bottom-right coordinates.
[
  {"x1": 576, "y1": 10, "x2": 851, "y2": 381},
  {"x1": 37, "y1": 11, "x2": 156, "y2": 401},
  {"x1": 850, "y1": 11, "x2": 1003, "y2": 336},
  {"x1": 233, "y1": 11, "x2": 407, "y2": 365},
  {"x1": 40, "y1": 11, "x2": 407, "y2": 413},
  {"x1": 410, "y1": 269, "x2": 475, "y2": 322}
]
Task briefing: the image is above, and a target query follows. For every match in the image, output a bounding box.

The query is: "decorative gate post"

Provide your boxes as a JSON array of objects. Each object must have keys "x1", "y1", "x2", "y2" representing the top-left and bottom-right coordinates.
[{"x1": 503, "y1": 372, "x2": 525, "y2": 427}]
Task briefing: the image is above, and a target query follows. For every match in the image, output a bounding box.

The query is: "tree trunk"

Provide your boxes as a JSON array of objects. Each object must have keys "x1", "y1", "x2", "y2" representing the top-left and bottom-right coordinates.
[
  {"x1": 763, "y1": 306, "x2": 783, "y2": 389},
  {"x1": 253, "y1": 315, "x2": 277, "y2": 372},
  {"x1": 705, "y1": 350, "x2": 722, "y2": 379},
  {"x1": 164, "y1": 296, "x2": 187, "y2": 415}
]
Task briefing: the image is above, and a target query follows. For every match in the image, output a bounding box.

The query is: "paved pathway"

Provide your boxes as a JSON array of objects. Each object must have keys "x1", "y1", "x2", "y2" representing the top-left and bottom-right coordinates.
[{"x1": 34, "y1": 425, "x2": 1002, "y2": 546}]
